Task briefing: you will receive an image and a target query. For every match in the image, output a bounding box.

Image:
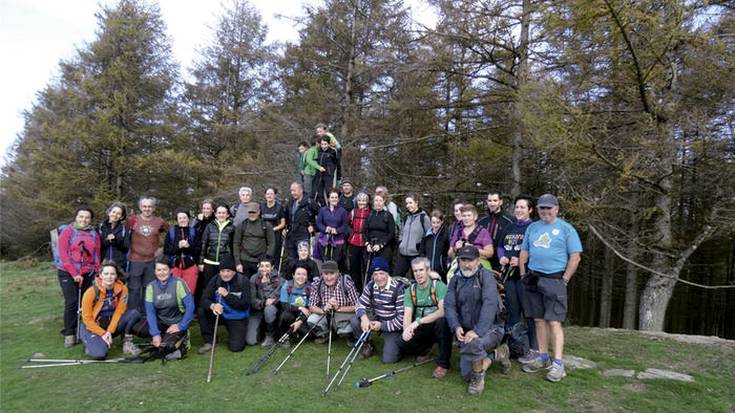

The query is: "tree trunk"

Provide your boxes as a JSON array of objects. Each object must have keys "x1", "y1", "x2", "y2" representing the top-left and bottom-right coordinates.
[
  {"x1": 599, "y1": 245, "x2": 613, "y2": 328},
  {"x1": 510, "y1": 0, "x2": 530, "y2": 198},
  {"x1": 622, "y1": 196, "x2": 639, "y2": 329},
  {"x1": 339, "y1": 0, "x2": 358, "y2": 142}
]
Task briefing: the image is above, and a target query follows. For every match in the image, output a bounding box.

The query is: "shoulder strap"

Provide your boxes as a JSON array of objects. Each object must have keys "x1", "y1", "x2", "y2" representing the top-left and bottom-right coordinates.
[
  {"x1": 93, "y1": 285, "x2": 101, "y2": 305},
  {"x1": 430, "y1": 279, "x2": 437, "y2": 305},
  {"x1": 467, "y1": 225, "x2": 482, "y2": 244}
]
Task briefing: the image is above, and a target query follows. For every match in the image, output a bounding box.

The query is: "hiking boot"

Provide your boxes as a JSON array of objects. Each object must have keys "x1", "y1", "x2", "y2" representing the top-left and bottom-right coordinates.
[
  {"x1": 432, "y1": 366, "x2": 448, "y2": 378},
  {"x1": 545, "y1": 361, "x2": 567, "y2": 383},
  {"x1": 164, "y1": 349, "x2": 183, "y2": 361},
  {"x1": 467, "y1": 370, "x2": 486, "y2": 395},
  {"x1": 314, "y1": 336, "x2": 328, "y2": 345},
  {"x1": 522, "y1": 355, "x2": 552, "y2": 373},
  {"x1": 123, "y1": 339, "x2": 142, "y2": 356},
  {"x1": 357, "y1": 342, "x2": 375, "y2": 360},
  {"x1": 416, "y1": 349, "x2": 433, "y2": 363},
  {"x1": 495, "y1": 343, "x2": 511, "y2": 374},
  {"x1": 518, "y1": 349, "x2": 539, "y2": 364},
  {"x1": 64, "y1": 335, "x2": 77, "y2": 348},
  {"x1": 197, "y1": 343, "x2": 213, "y2": 355},
  {"x1": 261, "y1": 335, "x2": 275, "y2": 347}
]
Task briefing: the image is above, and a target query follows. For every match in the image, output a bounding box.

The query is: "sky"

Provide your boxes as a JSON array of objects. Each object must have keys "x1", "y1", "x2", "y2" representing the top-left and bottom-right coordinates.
[{"x1": 0, "y1": 0, "x2": 436, "y2": 166}]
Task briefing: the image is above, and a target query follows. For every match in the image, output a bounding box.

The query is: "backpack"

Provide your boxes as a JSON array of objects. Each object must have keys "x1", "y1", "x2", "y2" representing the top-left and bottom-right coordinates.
[
  {"x1": 51, "y1": 224, "x2": 98, "y2": 269},
  {"x1": 410, "y1": 279, "x2": 438, "y2": 308},
  {"x1": 286, "y1": 280, "x2": 312, "y2": 298}
]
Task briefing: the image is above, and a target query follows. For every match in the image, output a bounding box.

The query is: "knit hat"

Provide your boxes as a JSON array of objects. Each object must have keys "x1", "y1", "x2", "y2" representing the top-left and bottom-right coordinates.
[
  {"x1": 219, "y1": 255, "x2": 237, "y2": 272},
  {"x1": 369, "y1": 256, "x2": 391, "y2": 274}
]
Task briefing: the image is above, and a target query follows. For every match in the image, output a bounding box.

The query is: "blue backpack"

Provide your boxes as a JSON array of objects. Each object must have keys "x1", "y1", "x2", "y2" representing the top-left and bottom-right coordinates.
[{"x1": 51, "y1": 224, "x2": 99, "y2": 269}]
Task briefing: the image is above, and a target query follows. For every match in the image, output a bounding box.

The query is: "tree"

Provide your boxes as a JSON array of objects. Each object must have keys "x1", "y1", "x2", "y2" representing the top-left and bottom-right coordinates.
[
  {"x1": 1, "y1": 0, "x2": 185, "y2": 254},
  {"x1": 526, "y1": 0, "x2": 735, "y2": 331}
]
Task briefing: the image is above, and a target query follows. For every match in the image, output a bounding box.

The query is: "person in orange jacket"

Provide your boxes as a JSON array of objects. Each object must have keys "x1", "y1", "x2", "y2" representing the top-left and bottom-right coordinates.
[{"x1": 80, "y1": 261, "x2": 143, "y2": 359}]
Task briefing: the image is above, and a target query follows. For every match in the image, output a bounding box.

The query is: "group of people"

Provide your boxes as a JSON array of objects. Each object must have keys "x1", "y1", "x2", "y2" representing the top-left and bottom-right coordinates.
[{"x1": 55, "y1": 147, "x2": 582, "y2": 394}]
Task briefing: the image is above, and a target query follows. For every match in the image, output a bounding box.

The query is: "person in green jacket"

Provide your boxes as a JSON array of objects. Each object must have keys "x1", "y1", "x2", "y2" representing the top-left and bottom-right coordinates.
[
  {"x1": 296, "y1": 141, "x2": 309, "y2": 184},
  {"x1": 303, "y1": 135, "x2": 321, "y2": 201}
]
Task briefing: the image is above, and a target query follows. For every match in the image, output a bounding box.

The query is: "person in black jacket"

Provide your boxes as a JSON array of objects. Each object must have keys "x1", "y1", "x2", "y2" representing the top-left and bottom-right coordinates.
[
  {"x1": 198, "y1": 204, "x2": 236, "y2": 307},
  {"x1": 97, "y1": 201, "x2": 130, "y2": 267},
  {"x1": 164, "y1": 209, "x2": 200, "y2": 295},
  {"x1": 197, "y1": 256, "x2": 250, "y2": 353},
  {"x1": 420, "y1": 209, "x2": 450, "y2": 281},
  {"x1": 477, "y1": 191, "x2": 514, "y2": 271},
  {"x1": 315, "y1": 136, "x2": 338, "y2": 207},
  {"x1": 284, "y1": 182, "x2": 317, "y2": 269},
  {"x1": 365, "y1": 194, "x2": 396, "y2": 263}
]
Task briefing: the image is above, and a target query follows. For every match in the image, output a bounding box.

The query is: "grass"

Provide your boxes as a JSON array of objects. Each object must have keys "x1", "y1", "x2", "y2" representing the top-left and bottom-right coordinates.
[{"x1": 1, "y1": 260, "x2": 734, "y2": 412}]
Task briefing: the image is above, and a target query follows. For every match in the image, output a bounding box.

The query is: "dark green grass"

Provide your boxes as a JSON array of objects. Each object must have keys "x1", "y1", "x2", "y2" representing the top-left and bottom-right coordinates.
[{"x1": 1, "y1": 261, "x2": 734, "y2": 412}]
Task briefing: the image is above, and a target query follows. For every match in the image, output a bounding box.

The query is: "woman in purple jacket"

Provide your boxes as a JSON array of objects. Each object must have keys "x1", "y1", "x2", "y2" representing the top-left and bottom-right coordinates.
[{"x1": 316, "y1": 189, "x2": 349, "y2": 272}]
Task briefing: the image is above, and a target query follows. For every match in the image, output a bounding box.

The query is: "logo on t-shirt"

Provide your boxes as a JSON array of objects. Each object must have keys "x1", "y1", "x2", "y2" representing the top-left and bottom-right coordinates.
[
  {"x1": 138, "y1": 225, "x2": 153, "y2": 237},
  {"x1": 533, "y1": 232, "x2": 552, "y2": 249}
]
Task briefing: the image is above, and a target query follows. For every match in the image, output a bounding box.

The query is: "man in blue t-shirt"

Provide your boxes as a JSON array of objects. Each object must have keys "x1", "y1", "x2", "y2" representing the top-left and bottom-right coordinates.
[{"x1": 519, "y1": 194, "x2": 582, "y2": 383}]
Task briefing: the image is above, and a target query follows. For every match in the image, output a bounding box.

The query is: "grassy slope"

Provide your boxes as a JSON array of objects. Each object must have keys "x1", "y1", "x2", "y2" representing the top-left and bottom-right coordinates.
[{"x1": 1, "y1": 261, "x2": 733, "y2": 413}]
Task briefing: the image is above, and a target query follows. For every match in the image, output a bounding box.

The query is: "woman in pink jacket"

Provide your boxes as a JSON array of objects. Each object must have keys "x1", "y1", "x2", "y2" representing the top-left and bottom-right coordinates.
[{"x1": 56, "y1": 206, "x2": 101, "y2": 348}]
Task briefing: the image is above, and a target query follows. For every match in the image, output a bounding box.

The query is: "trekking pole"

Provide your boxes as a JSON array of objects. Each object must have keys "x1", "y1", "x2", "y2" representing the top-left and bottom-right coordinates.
[
  {"x1": 326, "y1": 310, "x2": 334, "y2": 377},
  {"x1": 363, "y1": 251, "x2": 374, "y2": 293},
  {"x1": 206, "y1": 312, "x2": 220, "y2": 383},
  {"x1": 273, "y1": 312, "x2": 327, "y2": 374},
  {"x1": 277, "y1": 232, "x2": 287, "y2": 276},
  {"x1": 76, "y1": 281, "x2": 83, "y2": 343},
  {"x1": 355, "y1": 358, "x2": 434, "y2": 388},
  {"x1": 22, "y1": 357, "x2": 132, "y2": 369},
  {"x1": 336, "y1": 330, "x2": 370, "y2": 387},
  {"x1": 322, "y1": 330, "x2": 370, "y2": 396},
  {"x1": 245, "y1": 331, "x2": 291, "y2": 375},
  {"x1": 327, "y1": 234, "x2": 333, "y2": 261}
]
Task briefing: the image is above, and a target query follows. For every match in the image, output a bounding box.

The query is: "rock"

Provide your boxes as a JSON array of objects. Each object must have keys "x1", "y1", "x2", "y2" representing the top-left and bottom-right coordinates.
[
  {"x1": 602, "y1": 369, "x2": 636, "y2": 378},
  {"x1": 563, "y1": 355, "x2": 597, "y2": 370},
  {"x1": 636, "y1": 368, "x2": 695, "y2": 382}
]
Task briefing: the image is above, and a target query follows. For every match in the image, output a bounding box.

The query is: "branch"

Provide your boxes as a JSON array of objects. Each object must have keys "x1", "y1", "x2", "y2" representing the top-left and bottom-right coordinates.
[{"x1": 588, "y1": 224, "x2": 734, "y2": 290}]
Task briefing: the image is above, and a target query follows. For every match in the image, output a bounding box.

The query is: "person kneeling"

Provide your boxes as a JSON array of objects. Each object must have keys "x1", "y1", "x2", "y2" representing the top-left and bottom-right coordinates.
[
  {"x1": 350, "y1": 257, "x2": 404, "y2": 364},
  {"x1": 130, "y1": 256, "x2": 195, "y2": 360},
  {"x1": 80, "y1": 261, "x2": 142, "y2": 359},
  {"x1": 278, "y1": 264, "x2": 312, "y2": 347},
  {"x1": 246, "y1": 259, "x2": 282, "y2": 347},
  {"x1": 198, "y1": 256, "x2": 250, "y2": 354},
  {"x1": 399, "y1": 257, "x2": 452, "y2": 378},
  {"x1": 307, "y1": 260, "x2": 359, "y2": 344},
  {"x1": 444, "y1": 246, "x2": 510, "y2": 395}
]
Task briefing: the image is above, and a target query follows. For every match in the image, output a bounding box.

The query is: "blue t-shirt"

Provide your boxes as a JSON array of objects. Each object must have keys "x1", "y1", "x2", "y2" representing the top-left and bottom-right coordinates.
[
  {"x1": 280, "y1": 280, "x2": 311, "y2": 307},
  {"x1": 521, "y1": 218, "x2": 582, "y2": 274}
]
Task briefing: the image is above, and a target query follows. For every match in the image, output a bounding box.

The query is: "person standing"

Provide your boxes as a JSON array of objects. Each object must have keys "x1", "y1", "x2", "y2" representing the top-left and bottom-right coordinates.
[
  {"x1": 231, "y1": 187, "x2": 254, "y2": 228},
  {"x1": 519, "y1": 194, "x2": 582, "y2": 383},
  {"x1": 56, "y1": 206, "x2": 101, "y2": 347},
  {"x1": 316, "y1": 189, "x2": 349, "y2": 270},
  {"x1": 395, "y1": 194, "x2": 430, "y2": 278},
  {"x1": 164, "y1": 209, "x2": 200, "y2": 295},
  {"x1": 284, "y1": 182, "x2": 317, "y2": 269},
  {"x1": 96, "y1": 201, "x2": 130, "y2": 267},
  {"x1": 337, "y1": 179, "x2": 356, "y2": 212},
  {"x1": 127, "y1": 197, "x2": 168, "y2": 313},
  {"x1": 478, "y1": 191, "x2": 514, "y2": 271},
  {"x1": 364, "y1": 194, "x2": 396, "y2": 264},
  {"x1": 198, "y1": 204, "x2": 236, "y2": 305},
  {"x1": 261, "y1": 187, "x2": 287, "y2": 273},
  {"x1": 234, "y1": 202, "x2": 275, "y2": 277},
  {"x1": 420, "y1": 209, "x2": 450, "y2": 281},
  {"x1": 498, "y1": 196, "x2": 538, "y2": 362},
  {"x1": 347, "y1": 192, "x2": 371, "y2": 293}
]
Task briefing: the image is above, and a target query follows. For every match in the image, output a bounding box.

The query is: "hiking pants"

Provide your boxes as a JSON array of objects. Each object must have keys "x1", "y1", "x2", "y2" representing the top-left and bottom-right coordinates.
[
  {"x1": 198, "y1": 307, "x2": 248, "y2": 352},
  {"x1": 307, "y1": 312, "x2": 354, "y2": 338},
  {"x1": 398, "y1": 318, "x2": 452, "y2": 369},
  {"x1": 245, "y1": 305, "x2": 279, "y2": 345},
  {"x1": 80, "y1": 310, "x2": 140, "y2": 359},
  {"x1": 127, "y1": 260, "x2": 155, "y2": 313},
  {"x1": 58, "y1": 270, "x2": 94, "y2": 336},
  {"x1": 458, "y1": 327, "x2": 503, "y2": 379},
  {"x1": 350, "y1": 315, "x2": 402, "y2": 364}
]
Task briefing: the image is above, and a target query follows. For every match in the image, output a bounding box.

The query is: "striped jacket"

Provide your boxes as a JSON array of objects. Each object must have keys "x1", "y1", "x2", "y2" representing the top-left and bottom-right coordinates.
[{"x1": 355, "y1": 277, "x2": 405, "y2": 332}]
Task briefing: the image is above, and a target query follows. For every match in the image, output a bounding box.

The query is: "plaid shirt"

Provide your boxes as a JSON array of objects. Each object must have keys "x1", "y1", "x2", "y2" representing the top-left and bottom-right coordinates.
[{"x1": 309, "y1": 275, "x2": 359, "y2": 308}]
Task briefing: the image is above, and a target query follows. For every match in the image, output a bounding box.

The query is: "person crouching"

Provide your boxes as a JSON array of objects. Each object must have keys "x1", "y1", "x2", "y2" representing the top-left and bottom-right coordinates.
[{"x1": 197, "y1": 255, "x2": 250, "y2": 354}]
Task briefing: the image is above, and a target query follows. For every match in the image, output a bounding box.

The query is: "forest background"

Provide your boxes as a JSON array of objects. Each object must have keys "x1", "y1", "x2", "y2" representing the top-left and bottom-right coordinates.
[{"x1": 1, "y1": 0, "x2": 734, "y2": 338}]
